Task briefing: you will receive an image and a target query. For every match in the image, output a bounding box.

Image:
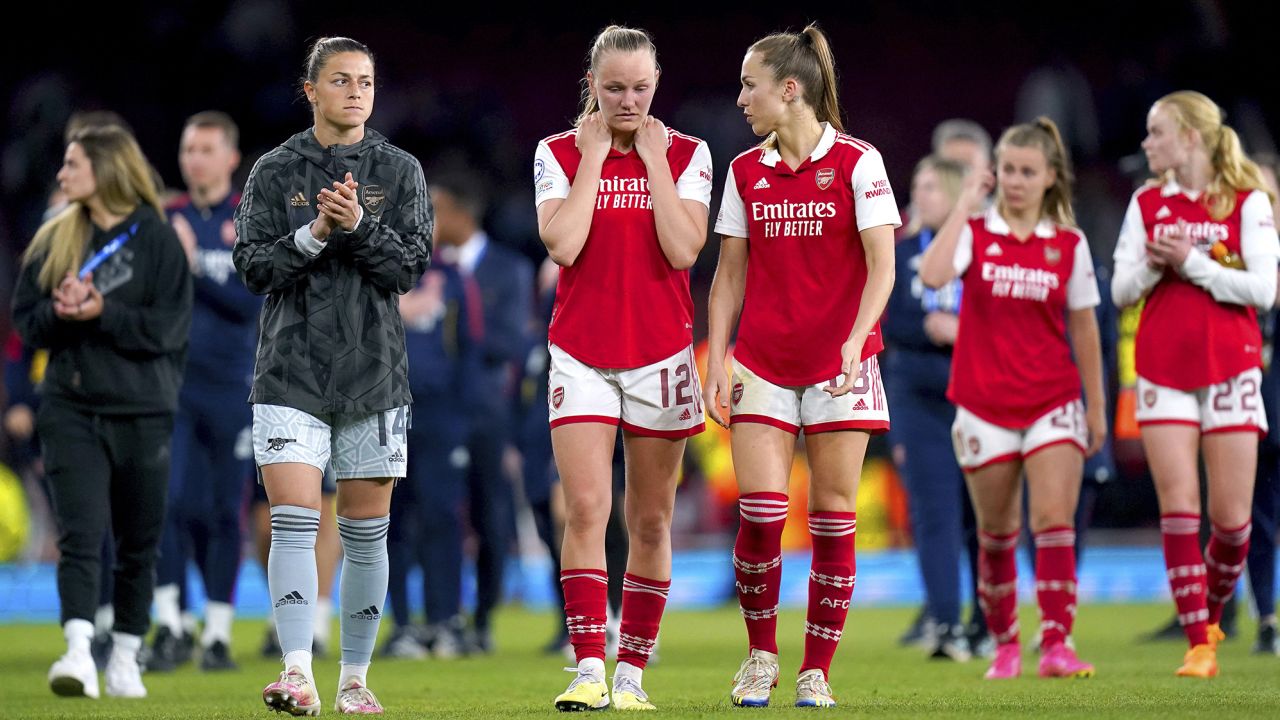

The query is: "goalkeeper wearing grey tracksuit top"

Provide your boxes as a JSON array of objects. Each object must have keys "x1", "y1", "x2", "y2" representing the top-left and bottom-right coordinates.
[{"x1": 233, "y1": 35, "x2": 431, "y2": 714}]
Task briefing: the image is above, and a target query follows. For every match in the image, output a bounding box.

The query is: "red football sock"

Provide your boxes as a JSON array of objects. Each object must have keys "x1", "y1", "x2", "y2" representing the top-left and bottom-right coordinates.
[
  {"x1": 1161, "y1": 513, "x2": 1208, "y2": 647},
  {"x1": 1033, "y1": 527, "x2": 1077, "y2": 648},
  {"x1": 1205, "y1": 521, "x2": 1251, "y2": 625},
  {"x1": 733, "y1": 492, "x2": 787, "y2": 655},
  {"x1": 617, "y1": 573, "x2": 669, "y2": 669},
  {"x1": 801, "y1": 511, "x2": 856, "y2": 678},
  {"x1": 561, "y1": 568, "x2": 608, "y2": 663},
  {"x1": 978, "y1": 530, "x2": 1020, "y2": 645}
]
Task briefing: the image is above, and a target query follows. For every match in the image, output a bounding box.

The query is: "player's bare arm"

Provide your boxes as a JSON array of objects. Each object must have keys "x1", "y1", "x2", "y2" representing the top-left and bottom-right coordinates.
[
  {"x1": 638, "y1": 117, "x2": 708, "y2": 269},
  {"x1": 538, "y1": 113, "x2": 611, "y2": 267},
  {"x1": 1068, "y1": 306, "x2": 1107, "y2": 456},
  {"x1": 920, "y1": 168, "x2": 993, "y2": 289},
  {"x1": 826, "y1": 223, "x2": 894, "y2": 397},
  {"x1": 704, "y1": 235, "x2": 749, "y2": 427}
]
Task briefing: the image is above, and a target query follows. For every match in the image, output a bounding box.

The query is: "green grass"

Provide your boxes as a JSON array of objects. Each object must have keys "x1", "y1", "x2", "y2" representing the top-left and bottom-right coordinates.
[{"x1": 6, "y1": 604, "x2": 1280, "y2": 718}]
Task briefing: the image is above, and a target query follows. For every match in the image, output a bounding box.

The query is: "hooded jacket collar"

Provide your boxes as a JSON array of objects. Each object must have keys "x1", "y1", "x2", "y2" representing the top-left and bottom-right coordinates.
[{"x1": 283, "y1": 127, "x2": 388, "y2": 171}]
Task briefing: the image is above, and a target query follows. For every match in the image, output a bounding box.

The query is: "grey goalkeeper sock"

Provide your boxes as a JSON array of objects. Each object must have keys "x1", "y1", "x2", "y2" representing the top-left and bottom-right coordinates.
[
  {"x1": 268, "y1": 505, "x2": 320, "y2": 657},
  {"x1": 337, "y1": 514, "x2": 390, "y2": 667}
]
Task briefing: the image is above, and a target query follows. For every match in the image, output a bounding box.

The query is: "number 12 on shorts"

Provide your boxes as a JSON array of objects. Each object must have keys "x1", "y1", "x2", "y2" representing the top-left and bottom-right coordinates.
[{"x1": 659, "y1": 363, "x2": 695, "y2": 409}]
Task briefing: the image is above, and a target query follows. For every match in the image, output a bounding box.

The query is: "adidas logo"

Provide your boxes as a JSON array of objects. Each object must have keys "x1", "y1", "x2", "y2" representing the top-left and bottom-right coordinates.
[
  {"x1": 1156, "y1": 206, "x2": 1172, "y2": 219},
  {"x1": 753, "y1": 177, "x2": 771, "y2": 190},
  {"x1": 274, "y1": 591, "x2": 307, "y2": 608},
  {"x1": 389, "y1": 449, "x2": 406, "y2": 463},
  {"x1": 984, "y1": 243, "x2": 1003, "y2": 256},
  {"x1": 266, "y1": 437, "x2": 296, "y2": 452},
  {"x1": 852, "y1": 399, "x2": 869, "y2": 411},
  {"x1": 349, "y1": 604, "x2": 381, "y2": 620},
  {"x1": 290, "y1": 192, "x2": 308, "y2": 207},
  {"x1": 678, "y1": 408, "x2": 692, "y2": 421}
]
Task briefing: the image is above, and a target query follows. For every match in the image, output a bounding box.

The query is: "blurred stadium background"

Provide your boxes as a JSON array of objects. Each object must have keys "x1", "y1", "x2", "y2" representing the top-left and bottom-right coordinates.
[{"x1": 3, "y1": 2, "x2": 1280, "y2": 622}]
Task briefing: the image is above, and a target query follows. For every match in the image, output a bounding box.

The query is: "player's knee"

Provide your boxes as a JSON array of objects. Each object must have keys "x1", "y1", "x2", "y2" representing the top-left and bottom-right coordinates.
[
  {"x1": 627, "y1": 511, "x2": 671, "y2": 549},
  {"x1": 562, "y1": 496, "x2": 610, "y2": 533}
]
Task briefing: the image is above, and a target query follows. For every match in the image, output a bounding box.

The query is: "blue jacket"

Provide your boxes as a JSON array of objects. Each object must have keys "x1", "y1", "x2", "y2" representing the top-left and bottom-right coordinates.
[
  {"x1": 466, "y1": 237, "x2": 533, "y2": 424},
  {"x1": 168, "y1": 192, "x2": 261, "y2": 390},
  {"x1": 883, "y1": 230, "x2": 961, "y2": 398},
  {"x1": 404, "y1": 263, "x2": 481, "y2": 441}
]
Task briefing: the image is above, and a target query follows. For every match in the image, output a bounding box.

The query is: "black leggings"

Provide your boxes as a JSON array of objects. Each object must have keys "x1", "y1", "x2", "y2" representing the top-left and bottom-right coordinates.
[{"x1": 38, "y1": 403, "x2": 173, "y2": 636}]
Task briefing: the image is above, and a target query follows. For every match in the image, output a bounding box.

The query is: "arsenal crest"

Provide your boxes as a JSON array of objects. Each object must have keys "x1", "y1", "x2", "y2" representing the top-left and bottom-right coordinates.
[
  {"x1": 815, "y1": 168, "x2": 835, "y2": 191},
  {"x1": 732, "y1": 382, "x2": 744, "y2": 405},
  {"x1": 1044, "y1": 244, "x2": 1061, "y2": 265},
  {"x1": 1143, "y1": 388, "x2": 1157, "y2": 408},
  {"x1": 361, "y1": 185, "x2": 386, "y2": 216},
  {"x1": 968, "y1": 437, "x2": 981, "y2": 455},
  {"x1": 551, "y1": 386, "x2": 565, "y2": 409}
]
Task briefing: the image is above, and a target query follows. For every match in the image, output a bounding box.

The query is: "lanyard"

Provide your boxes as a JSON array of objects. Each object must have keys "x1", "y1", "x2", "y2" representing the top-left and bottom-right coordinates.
[{"x1": 79, "y1": 224, "x2": 138, "y2": 279}]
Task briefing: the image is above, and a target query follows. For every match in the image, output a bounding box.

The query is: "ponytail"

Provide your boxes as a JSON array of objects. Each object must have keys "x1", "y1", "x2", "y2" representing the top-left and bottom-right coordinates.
[
  {"x1": 749, "y1": 23, "x2": 844, "y2": 149},
  {"x1": 800, "y1": 25, "x2": 843, "y2": 134},
  {"x1": 1207, "y1": 124, "x2": 1274, "y2": 217},
  {"x1": 1153, "y1": 91, "x2": 1274, "y2": 219},
  {"x1": 994, "y1": 116, "x2": 1076, "y2": 227}
]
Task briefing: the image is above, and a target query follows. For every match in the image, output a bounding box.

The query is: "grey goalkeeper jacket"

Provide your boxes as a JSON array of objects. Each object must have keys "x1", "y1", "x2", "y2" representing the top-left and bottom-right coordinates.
[{"x1": 233, "y1": 127, "x2": 432, "y2": 415}]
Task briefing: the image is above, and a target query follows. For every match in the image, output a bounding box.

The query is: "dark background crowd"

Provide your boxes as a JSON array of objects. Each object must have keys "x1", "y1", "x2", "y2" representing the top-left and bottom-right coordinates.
[{"x1": 3, "y1": 0, "x2": 1280, "y2": 657}]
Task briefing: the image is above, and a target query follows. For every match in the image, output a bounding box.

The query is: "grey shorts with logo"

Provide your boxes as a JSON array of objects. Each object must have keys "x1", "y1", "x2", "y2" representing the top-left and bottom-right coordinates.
[{"x1": 252, "y1": 404, "x2": 409, "y2": 480}]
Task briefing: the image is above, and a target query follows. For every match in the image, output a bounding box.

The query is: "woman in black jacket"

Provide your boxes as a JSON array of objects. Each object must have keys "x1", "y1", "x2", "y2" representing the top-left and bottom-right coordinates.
[
  {"x1": 233, "y1": 36, "x2": 431, "y2": 716},
  {"x1": 12, "y1": 124, "x2": 193, "y2": 700}
]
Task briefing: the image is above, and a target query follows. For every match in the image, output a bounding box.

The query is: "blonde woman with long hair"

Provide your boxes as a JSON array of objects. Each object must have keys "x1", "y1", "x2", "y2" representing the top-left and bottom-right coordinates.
[
  {"x1": 12, "y1": 124, "x2": 193, "y2": 700},
  {"x1": 1111, "y1": 91, "x2": 1280, "y2": 678}
]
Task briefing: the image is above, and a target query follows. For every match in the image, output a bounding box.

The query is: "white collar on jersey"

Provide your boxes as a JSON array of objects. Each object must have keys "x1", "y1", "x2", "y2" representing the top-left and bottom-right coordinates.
[
  {"x1": 759, "y1": 122, "x2": 838, "y2": 167},
  {"x1": 983, "y1": 205, "x2": 1057, "y2": 239},
  {"x1": 1160, "y1": 178, "x2": 1203, "y2": 200}
]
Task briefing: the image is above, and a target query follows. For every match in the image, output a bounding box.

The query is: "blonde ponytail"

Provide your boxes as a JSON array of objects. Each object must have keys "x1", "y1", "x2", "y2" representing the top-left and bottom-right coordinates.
[{"x1": 1153, "y1": 91, "x2": 1273, "y2": 219}]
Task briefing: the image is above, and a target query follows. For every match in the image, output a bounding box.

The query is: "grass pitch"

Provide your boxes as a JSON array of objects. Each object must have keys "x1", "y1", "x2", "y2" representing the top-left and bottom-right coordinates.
[{"x1": 6, "y1": 603, "x2": 1279, "y2": 719}]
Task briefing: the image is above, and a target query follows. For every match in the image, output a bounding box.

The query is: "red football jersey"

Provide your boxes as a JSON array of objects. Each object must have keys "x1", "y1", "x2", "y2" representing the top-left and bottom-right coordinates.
[
  {"x1": 947, "y1": 207, "x2": 1100, "y2": 427},
  {"x1": 1120, "y1": 185, "x2": 1271, "y2": 390},
  {"x1": 714, "y1": 124, "x2": 901, "y2": 386},
  {"x1": 534, "y1": 128, "x2": 712, "y2": 369}
]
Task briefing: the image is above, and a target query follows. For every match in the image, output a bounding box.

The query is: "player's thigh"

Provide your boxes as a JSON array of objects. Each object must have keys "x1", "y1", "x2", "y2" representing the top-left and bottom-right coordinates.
[
  {"x1": 805, "y1": 429, "x2": 870, "y2": 513},
  {"x1": 728, "y1": 361, "x2": 800, "y2": 496},
  {"x1": 253, "y1": 404, "x2": 330, "y2": 509},
  {"x1": 1202, "y1": 431, "x2": 1258, "y2": 528},
  {"x1": 552, "y1": 421, "x2": 617, "y2": 527}
]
